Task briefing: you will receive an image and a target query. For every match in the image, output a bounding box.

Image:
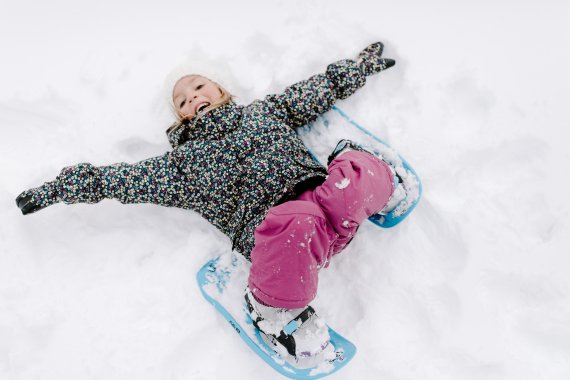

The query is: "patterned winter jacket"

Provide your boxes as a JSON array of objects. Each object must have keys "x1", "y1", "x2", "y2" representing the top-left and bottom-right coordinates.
[{"x1": 44, "y1": 59, "x2": 368, "y2": 259}]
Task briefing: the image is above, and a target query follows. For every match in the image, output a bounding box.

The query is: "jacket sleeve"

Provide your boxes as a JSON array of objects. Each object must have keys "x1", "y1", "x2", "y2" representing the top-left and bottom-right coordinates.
[
  {"x1": 55, "y1": 152, "x2": 192, "y2": 209},
  {"x1": 263, "y1": 59, "x2": 366, "y2": 129}
]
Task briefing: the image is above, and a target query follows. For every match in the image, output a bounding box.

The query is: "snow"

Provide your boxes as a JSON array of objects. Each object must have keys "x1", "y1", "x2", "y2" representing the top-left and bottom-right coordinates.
[
  {"x1": 335, "y1": 178, "x2": 351, "y2": 190},
  {"x1": 310, "y1": 361, "x2": 335, "y2": 377},
  {"x1": 1, "y1": 0, "x2": 570, "y2": 379}
]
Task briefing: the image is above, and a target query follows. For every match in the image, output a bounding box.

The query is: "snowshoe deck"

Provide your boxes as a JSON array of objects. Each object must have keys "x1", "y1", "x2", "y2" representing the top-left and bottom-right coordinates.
[
  {"x1": 297, "y1": 105, "x2": 422, "y2": 228},
  {"x1": 197, "y1": 254, "x2": 356, "y2": 379}
]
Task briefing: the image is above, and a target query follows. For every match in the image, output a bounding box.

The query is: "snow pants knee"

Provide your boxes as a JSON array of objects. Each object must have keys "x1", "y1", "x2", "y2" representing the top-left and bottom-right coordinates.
[{"x1": 248, "y1": 150, "x2": 395, "y2": 308}]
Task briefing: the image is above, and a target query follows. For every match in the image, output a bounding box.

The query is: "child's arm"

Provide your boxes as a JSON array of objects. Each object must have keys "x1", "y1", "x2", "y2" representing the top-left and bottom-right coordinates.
[
  {"x1": 16, "y1": 153, "x2": 191, "y2": 215},
  {"x1": 264, "y1": 42, "x2": 395, "y2": 129}
]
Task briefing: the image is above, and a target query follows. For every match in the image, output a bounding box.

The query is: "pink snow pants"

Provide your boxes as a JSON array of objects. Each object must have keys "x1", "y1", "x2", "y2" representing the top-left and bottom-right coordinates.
[{"x1": 248, "y1": 151, "x2": 395, "y2": 309}]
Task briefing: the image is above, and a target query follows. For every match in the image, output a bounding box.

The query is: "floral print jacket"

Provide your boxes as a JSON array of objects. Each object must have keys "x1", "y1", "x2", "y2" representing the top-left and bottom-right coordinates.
[{"x1": 22, "y1": 58, "x2": 370, "y2": 258}]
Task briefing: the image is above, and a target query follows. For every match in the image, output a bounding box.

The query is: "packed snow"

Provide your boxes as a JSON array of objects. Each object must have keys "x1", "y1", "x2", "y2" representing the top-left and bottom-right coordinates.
[
  {"x1": 1, "y1": 1, "x2": 570, "y2": 379},
  {"x1": 335, "y1": 179, "x2": 350, "y2": 190}
]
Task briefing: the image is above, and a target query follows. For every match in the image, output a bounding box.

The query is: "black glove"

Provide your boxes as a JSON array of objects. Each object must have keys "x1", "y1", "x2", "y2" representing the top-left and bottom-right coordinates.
[
  {"x1": 16, "y1": 163, "x2": 105, "y2": 215},
  {"x1": 357, "y1": 42, "x2": 396, "y2": 76},
  {"x1": 16, "y1": 180, "x2": 59, "y2": 215}
]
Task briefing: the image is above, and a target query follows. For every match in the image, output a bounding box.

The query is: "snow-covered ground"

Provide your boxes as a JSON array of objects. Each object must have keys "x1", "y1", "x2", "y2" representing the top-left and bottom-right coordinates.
[{"x1": 1, "y1": 1, "x2": 569, "y2": 379}]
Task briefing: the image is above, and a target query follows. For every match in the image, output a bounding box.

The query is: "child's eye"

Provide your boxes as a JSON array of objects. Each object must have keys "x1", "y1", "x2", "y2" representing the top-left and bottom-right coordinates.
[
  {"x1": 180, "y1": 100, "x2": 185, "y2": 108},
  {"x1": 196, "y1": 84, "x2": 204, "y2": 90}
]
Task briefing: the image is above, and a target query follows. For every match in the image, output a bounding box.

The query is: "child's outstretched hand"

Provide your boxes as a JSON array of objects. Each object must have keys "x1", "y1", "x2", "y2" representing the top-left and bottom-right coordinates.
[
  {"x1": 16, "y1": 181, "x2": 59, "y2": 215},
  {"x1": 16, "y1": 163, "x2": 104, "y2": 215},
  {"x1": 357, "y1": 42, "x2": 396, "y2": 76}
]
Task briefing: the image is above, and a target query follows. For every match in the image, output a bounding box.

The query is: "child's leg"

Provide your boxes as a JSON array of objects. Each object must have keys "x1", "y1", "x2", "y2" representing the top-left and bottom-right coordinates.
[
  {"x1": 248, "y1": 200, "x2": 337, "y2": 309},
  {"x1": 301, "y1": 150, "x2": 395, "y2": 255},
  {"x1": 248, "y1": 150, "x2": 394, "y2": 308}
]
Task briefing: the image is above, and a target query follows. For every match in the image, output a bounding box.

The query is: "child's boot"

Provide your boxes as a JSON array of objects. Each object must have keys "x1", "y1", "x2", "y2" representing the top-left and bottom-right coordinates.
[{"x1": 244, "y1": 288, "x2": 330, "y2": 358}]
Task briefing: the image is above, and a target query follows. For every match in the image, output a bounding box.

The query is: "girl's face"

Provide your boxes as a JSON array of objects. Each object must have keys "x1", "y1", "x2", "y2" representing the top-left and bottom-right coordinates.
[{"x1": 172, "y1": 75, "x2": 223, "y2": 120}]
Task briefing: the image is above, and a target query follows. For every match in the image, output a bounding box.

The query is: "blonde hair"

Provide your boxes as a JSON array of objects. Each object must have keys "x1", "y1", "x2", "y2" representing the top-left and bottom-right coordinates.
[{"x1": 171, "y1": 75, "x2": 234, "y2": 123}]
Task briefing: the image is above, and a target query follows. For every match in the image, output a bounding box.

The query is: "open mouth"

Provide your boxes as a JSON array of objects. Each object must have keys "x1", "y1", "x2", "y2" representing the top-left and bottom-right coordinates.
[{"x1": 196, "y1": 102, "x2": 210, "y2": 114}]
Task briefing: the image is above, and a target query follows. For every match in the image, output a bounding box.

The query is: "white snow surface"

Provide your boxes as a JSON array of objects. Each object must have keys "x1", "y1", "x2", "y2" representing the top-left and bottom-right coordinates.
[{"x1": 1, "y1": 1, "x2": 570, "y2": 379}]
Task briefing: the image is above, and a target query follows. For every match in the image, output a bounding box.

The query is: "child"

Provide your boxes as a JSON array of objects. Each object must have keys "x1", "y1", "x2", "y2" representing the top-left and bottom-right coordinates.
[{"x1": 16, "y1": 42, "x2": 399, "y2": 358}]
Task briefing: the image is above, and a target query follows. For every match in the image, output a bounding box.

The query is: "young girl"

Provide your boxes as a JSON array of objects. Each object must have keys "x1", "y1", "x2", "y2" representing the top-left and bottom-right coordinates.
[{"x1": 16, "y1": 42, "x2": 398, "y2": 359}]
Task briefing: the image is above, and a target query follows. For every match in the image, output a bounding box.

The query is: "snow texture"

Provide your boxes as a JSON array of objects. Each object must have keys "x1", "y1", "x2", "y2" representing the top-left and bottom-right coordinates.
[
  {"x1": 335, "y1": 178, "x2": 351, "y2": 190},
  {"x1": 2, "y1": 1, "x2": 570, "y2": 379}
]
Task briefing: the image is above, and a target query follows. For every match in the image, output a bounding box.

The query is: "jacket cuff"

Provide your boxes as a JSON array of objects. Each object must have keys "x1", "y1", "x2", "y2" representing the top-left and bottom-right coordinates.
[{"x1": 325, "y1": 59, "x2": 366, "y2": 100}]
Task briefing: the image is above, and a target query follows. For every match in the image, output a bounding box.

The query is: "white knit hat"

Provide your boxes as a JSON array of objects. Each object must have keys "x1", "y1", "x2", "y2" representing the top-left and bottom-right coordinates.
[{"x1": 162, "y1": 47, "x2": 241, "y2": 105}]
